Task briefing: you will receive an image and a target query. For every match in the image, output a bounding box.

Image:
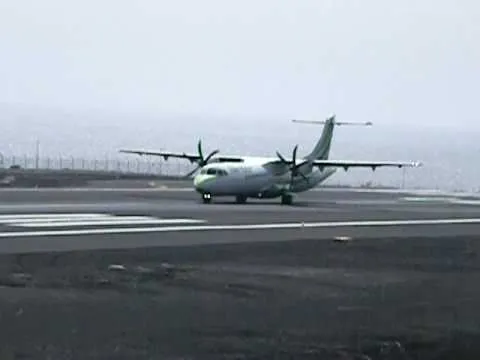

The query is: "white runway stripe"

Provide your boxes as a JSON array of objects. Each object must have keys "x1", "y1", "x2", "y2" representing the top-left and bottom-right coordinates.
[
  {"x1": 0, "y1": 213, "x2": 205, "y2": 228},
  {"x1": 0, "y1": 216, "x2": 120, "y2": 224},
  {"x1": 0, "y1": 218, "x2": 479, "y2": 238},
  {"x1": 12, "y1": 218, "x2": 205, "y2": 228},
  {"x1": 0, "y1": 213, "x2": 111, "y2": 220}
]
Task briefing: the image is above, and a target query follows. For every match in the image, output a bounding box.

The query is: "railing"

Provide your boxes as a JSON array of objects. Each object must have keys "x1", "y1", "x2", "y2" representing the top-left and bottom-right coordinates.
[{"x1": 0, "y1": 155, "x2": 193, "y2": 177}]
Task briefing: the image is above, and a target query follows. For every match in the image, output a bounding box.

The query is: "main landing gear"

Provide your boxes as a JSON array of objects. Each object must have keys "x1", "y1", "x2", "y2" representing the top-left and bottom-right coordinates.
[
  {"x1": 280, "y1": 193, "x2": 293, "y2": 205},
  {"x1": 235, "y1": 195, "x2": 247, "y2": 204}
]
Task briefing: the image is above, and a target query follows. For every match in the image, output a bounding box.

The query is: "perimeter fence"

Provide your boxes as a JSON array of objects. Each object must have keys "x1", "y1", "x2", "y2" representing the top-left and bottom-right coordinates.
[{"x1": 0, "y1": 154, "x2": 193, "y2": 177}]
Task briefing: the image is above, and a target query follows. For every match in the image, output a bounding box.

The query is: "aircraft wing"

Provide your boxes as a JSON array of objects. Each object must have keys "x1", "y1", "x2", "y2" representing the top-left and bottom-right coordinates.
[
  {"x1": 265, "y1": 157, "x2": 421, "y2": 170},
  {"x1": 311, "y1": 160, "x2": 422, "y2": 170},
  {"x1": 119, "y1": 149, "x2": 244, "y2": 163}
]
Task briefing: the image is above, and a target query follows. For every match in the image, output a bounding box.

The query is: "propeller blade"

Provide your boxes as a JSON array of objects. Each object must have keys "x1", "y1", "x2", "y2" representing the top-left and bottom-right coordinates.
[
  {"x1": 184, "y1": 165, "x2": 200, "y2": 178},
  {"x1": 292, "y1": 145, "x2": 298, "y2": 165},
  {"x1": 204, "y1": 149, "x2": 220, "y2": 164},
  {"x1": 276, "y1": 151, "x2": 288, "y2": 164},
  {"x1": 197, "y1": 140, "x2": 204, "y2": 162}
]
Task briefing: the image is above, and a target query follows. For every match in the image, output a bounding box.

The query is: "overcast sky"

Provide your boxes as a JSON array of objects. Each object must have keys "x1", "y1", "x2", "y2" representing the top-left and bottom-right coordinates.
[{"x1": 0, "y1": 0, "x2": 478, "y2": 128}]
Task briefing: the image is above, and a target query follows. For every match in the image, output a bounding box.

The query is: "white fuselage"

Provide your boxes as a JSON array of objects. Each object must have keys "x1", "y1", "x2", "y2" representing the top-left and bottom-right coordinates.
[{"x1": 193, "y1": 157, "x2": 336, "y2": 199}]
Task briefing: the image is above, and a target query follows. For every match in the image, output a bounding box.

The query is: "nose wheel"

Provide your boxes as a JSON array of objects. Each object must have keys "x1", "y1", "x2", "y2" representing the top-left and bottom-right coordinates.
[{"x1": 202, "y1": 192, "x2": 212, "y2": 204}]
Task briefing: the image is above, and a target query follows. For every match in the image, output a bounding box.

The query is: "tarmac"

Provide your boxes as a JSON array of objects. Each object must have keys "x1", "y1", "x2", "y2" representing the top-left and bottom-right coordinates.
[
  {"x1": 1, "y1": 184, "x2": 480, "y2": 358},
  {"x1": 1, "y1": 184, "x2": 480, "y2": 253}
]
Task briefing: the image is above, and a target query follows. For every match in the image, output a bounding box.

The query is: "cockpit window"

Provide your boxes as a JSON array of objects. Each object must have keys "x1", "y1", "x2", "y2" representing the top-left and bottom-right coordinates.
[{"x1": 201, "y1": 168, "x2": 228, "y2": 176}]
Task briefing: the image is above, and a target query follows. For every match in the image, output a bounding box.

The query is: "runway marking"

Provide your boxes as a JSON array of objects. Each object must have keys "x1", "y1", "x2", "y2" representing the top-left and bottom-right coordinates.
[
  {"x1": 0, "y1": 213, "x2": 111, "y2": 220},
  {"x1": 402, "y1": 197, "x2": 480, "y2": 206},
  {"x1": 0, "y1": 218, "x2": 480, "y2": 238},
  {"x1": 12, "y1": 218, "x2": 205, "y2": 227},
  {"x1": 0, "y1": 213, "x2": 205, "y2": 228}
]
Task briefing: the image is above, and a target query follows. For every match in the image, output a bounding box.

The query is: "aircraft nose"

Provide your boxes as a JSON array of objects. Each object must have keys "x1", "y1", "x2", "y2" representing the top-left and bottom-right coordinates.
[
  {"x1": 193, "y1": 174, "x2": 203, "y2": 191},
  {"x1": 193, "y1": 174, "x2": 215, "y2": 193}
]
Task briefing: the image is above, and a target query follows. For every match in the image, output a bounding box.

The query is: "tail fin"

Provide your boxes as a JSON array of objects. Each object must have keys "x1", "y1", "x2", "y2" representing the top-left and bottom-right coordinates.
[
  {"x1": 295, "y1": 115, "x2": 336, "y2": 161},
  {"x1": 292, "y1": 115, "x2": 372, "y2": 161}
]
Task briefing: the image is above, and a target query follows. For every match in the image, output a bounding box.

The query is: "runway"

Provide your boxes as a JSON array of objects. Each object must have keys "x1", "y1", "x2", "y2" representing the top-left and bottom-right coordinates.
[
  {"x1": 1, "y1": 186, "x2": 480, "y2": 253},
  {"x1": 3, "y1": 185, "x2": 480, "y2": 358}
]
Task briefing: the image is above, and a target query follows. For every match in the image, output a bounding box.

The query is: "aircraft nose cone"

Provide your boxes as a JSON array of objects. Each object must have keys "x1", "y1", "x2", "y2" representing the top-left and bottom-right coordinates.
[
  {"x1": 193, "y1": 174, "x2": 215, "y2": 193},
  {"x1": 193, "y1": 175, "x2": 203, "y2": 192}
]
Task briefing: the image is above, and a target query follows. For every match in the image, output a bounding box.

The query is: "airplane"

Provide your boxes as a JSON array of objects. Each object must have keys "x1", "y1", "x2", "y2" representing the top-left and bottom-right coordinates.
[{"x1": 119, "y1": 115, "x2": 422, "y2": 205}]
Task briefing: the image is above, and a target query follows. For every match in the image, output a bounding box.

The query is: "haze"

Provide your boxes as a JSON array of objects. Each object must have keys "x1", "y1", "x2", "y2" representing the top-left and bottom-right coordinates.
[
  {"x1": 1, "y1": 0, "x2": 478, "y2": 126},
  {"x1": 1, "y1": 0, "x2": 480, "y2": 193}
]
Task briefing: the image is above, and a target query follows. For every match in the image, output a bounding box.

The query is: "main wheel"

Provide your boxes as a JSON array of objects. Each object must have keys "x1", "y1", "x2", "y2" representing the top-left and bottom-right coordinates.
[
  {"x1": 235, "y1": 195, "x2": 247, "y2": 204},
  {"x1": 202, "y1": 193, "x2": 212, "y2": 204},
  {"x1": 280, "y1": 193, "x2": 293, "y2": 205}
]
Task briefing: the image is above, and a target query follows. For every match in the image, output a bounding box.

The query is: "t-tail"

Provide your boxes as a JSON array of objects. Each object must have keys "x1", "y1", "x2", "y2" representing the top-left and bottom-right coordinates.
[{"x1": 292, "y1": 115, "x2": 373, "y2": 161}]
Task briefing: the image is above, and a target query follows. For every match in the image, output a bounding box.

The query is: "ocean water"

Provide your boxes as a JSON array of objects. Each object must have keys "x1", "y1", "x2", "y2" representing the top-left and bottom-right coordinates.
[{"x1": 1, "y1": 104, "x2": 479, "y2": 192}]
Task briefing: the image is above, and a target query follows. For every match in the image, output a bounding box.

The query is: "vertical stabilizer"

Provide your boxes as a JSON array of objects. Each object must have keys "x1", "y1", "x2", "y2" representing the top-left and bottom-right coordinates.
[{"x1": 302, "y1": 115, "x2": 336, "y2": 161}]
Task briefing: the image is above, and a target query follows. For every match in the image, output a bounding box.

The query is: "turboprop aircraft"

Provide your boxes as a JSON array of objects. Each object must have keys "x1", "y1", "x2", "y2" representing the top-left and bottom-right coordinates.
[{"x1": 119, "y1": 115, "x2": 422, "y2": 205}]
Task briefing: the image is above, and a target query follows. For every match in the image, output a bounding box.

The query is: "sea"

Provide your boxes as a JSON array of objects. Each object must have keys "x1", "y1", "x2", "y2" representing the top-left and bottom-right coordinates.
[{"x1": 1, "y1": 104, "x2": 479, "y2": 193}]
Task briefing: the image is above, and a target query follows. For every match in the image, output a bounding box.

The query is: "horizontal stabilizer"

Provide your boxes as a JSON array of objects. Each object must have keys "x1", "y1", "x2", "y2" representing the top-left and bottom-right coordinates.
[{"x1": 292, "y1": 119, "x2": 373, "y2": 126}]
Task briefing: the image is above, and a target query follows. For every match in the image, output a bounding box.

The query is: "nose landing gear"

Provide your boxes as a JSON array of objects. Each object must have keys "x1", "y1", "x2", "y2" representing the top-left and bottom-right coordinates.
[{"x1": 202, "y1": 192, "x2": 212, "y2": 204}]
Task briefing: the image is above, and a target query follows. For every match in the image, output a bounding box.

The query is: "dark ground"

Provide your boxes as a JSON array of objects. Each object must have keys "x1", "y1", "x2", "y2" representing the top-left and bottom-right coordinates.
[{"x1": 1, "y1": 234, "x2": 480, "y2": 359}]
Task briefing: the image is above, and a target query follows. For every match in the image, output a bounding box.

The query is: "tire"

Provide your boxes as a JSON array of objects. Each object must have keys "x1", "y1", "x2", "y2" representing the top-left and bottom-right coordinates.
[
  {"x1": 202, "y1": 193, "x2": 212, "y2": 204},
  {"x1": 235, "y1": 195, "x2": 247, "y2": 204},
  {"x1": 281, "y1": 194, "x2": 293, "y2": 205}
]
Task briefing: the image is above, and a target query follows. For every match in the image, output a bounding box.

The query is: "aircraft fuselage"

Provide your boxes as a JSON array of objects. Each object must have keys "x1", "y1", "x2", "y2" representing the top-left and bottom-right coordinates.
[{"x1": 193, "y1": 160, "x2": 336, "y2": 199}]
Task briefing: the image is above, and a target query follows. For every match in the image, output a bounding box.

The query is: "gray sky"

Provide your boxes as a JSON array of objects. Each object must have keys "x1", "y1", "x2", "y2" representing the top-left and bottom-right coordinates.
[{"x1": 0, "y1": 0, "x2": 479, "y2": 127}]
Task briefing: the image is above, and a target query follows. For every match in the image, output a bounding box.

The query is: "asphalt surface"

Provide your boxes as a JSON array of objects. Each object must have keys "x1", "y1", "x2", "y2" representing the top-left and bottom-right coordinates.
[
  {"x1": 1, "y1": 186, "x2": 480, "y2": 253},
  {"x1": 2, "y1": 185, "x2": 480, "y2": 358}
]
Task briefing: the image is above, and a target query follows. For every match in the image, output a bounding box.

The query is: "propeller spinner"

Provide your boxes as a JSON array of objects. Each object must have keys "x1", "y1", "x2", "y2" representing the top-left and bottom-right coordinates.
[{"x1": 276, "y1": 145, "x2": 309, "y2": 189}]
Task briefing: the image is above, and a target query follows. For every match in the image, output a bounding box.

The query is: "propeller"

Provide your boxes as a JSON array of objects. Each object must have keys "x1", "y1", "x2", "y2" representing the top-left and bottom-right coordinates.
[
  {"x1": 276, "y1": 145, "x2": 309, "y2": 189},
  {"x1": 184, "y1": 139, "x2": 220, "y2": 178}
]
